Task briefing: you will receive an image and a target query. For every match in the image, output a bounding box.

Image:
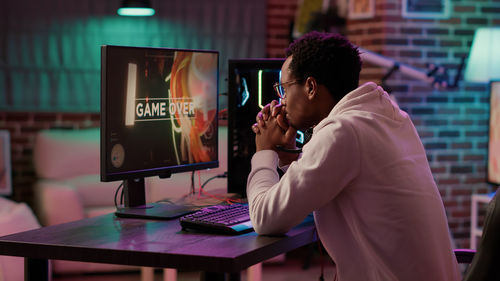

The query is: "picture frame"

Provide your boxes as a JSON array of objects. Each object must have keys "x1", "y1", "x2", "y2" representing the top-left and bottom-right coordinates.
[
  {"x1": 0, "y1": 130, "x2": 12, "y2": 196},
  {"x1": 348, "y1": 0, "x2": 375, "y2": 19},
  {"x1": 402, "y1": 0, "x2": 450, "y2": 19}
]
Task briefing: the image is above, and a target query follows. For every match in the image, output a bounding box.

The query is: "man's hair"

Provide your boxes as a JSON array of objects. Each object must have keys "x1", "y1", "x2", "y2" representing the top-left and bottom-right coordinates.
[{"x1": 285, "y1": 31, "x2": 362, "y2": 101}]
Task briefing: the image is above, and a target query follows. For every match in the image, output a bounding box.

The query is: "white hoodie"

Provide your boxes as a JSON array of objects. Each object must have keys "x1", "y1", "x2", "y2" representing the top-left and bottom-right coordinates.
[{"x1": 247, "y1": 82, "x2": 461, "y2": 281}]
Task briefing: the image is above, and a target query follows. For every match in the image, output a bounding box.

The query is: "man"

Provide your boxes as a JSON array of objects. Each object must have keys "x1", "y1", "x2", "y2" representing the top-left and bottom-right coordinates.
[{"x1": 247, "y1": 31, "x2": 460, "y2": 281}]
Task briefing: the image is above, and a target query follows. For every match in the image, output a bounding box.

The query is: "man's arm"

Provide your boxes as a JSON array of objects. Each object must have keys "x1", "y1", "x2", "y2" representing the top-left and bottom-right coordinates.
[{"x1": 247, "y1": 120, "x2": 360, "y2": 235}]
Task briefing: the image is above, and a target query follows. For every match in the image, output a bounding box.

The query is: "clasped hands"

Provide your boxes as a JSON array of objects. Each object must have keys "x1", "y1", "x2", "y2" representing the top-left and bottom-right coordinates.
[{"x1": 252, "y1": 100, "x2": 299, "y2": 165}]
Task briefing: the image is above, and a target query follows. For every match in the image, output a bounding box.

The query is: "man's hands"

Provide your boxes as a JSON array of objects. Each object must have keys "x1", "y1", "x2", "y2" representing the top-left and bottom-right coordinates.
[
  {"x1": 252, "y1": 100, "x2": 299, "y2": 165},
  {"x1": 255, "y1": 100, "x2": 289, "y2": 131}
]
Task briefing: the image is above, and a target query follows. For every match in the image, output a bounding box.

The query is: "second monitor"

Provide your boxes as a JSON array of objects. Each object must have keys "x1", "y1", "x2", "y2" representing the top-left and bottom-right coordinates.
[{"x1": 227, "y1": 58, "x2": 307, "y2": 197}]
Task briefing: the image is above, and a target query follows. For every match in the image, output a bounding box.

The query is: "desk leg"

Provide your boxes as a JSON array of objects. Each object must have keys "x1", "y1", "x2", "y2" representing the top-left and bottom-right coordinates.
[
  {"x1": 141, "y1": 267, "x2": 154, "y2": 281},
  {"x1": 163, "y1": 268, "x2": 177, "y2": 281},
  {"x1": 25, "y1": 258, "x2": 49, "y2": 281},
  {"x1": 247, "y1": 263, "x2": 262, "y2": 281},
  {"x1": 200, "y1": 272, "x2": 240, "y2": 281}
]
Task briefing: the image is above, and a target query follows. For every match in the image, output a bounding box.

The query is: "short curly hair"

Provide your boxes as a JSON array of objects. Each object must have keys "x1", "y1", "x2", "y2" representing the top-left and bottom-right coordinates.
[{"x1": 285, "y1": 31, "x2": 362, "y2": 101}]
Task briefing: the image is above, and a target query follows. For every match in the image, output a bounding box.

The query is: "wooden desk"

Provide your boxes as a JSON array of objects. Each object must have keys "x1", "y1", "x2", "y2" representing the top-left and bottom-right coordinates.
[{"x1": 0, "y1": 213, "x2": 316, "y2": 281}]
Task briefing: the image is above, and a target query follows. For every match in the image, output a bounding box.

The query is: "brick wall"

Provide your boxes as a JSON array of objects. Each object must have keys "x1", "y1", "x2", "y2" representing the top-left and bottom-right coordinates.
[
  {"x1": 266, "y1": 0, "x2": 500, "y2": 248},
  {"x1": 267, "y1": 0, "x2": 298, "y2": 57}
]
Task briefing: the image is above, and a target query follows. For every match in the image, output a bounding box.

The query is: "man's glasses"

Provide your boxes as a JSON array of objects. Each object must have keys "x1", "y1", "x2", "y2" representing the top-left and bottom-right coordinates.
[{"x1": 273, "y1": 80, "x2": 301, "y2": 99}]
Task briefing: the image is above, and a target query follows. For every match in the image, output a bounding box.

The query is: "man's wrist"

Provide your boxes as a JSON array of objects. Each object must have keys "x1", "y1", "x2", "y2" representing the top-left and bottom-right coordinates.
[
  {"x1": 256, "y1": 145, "x2": 276, "y2": 152},
  {"x1": 255, "y1": 147, "x2": 276, "y2": 152}
]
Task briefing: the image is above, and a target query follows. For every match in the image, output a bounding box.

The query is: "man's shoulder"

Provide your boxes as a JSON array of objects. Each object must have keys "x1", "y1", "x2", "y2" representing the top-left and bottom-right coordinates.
[
  {"x1": 312, "y1": 115, "x2": 360, "y2": 145},
  {"x1": 316, "y1": 110, "x2": 365, "y2": 132}
]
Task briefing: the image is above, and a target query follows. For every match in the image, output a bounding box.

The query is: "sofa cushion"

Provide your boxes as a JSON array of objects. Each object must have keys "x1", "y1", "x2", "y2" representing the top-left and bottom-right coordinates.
[
  {"x1": 33, "y1": 128, "x2": 100, "y2": 180},
  {"x1": 34, "y1": 181, "x2": 86, "y2": 226},
  {"x1": 64, "y1": 175, "x2": 118, "y2": 207}
]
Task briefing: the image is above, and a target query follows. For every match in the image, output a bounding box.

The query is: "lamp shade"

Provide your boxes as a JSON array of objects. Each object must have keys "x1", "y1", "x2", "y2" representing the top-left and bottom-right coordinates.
[
  {"x1": 117, "y1": 0, "x2": 155, "y2": 16},
  {"x1": 464, "y1": 27, "x2": 500, "y2": 83}
]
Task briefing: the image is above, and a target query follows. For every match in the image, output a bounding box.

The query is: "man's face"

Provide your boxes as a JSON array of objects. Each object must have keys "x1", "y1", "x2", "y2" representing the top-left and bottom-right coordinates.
[{"x1": 280, "y1": 56, "x2": 310, "y2": 131}]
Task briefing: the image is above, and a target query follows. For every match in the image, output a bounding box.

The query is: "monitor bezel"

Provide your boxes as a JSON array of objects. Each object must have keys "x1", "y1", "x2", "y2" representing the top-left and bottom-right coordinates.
[
  {"x1": 488, "y1": 80, "x2": 500, "y2": 186},
  {"x1": 100, "y1": 45, "x2": 219, "y2": 183}
]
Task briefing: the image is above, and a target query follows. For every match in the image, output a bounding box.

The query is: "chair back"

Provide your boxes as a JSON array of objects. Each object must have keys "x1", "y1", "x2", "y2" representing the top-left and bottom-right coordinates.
[{"x1": 463, "y1": 189, "x2": 500, "y2": 281}]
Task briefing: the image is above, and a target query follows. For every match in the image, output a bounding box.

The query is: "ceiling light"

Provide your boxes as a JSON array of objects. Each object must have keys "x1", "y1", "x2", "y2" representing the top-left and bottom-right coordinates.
[{"x1": 118, "y1": 0, "x2": 155, "y2": 17}]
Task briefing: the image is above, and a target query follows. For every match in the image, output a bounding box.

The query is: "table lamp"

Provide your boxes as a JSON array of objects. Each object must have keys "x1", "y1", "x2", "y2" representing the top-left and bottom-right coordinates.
[{"x1": 464, "y1": 27, "x2": 500, "y2": 83}]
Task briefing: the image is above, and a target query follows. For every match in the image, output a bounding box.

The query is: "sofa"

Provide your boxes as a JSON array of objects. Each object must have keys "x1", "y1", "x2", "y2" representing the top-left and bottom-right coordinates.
[{"x1": 32, "y1": 125, "x2": 228, "y2": 275}]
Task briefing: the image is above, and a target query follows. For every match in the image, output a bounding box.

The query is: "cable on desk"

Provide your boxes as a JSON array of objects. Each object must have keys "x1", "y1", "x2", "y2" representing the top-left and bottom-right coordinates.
[
  {"x1": 114, "y1": 182, "x2": 124, "y2": 209},
  {"x1": 190, "y1": 171, "x2": 195, "y2": 195},
  {"x1": 197, "y1": 171, "x2": 242, "y2": 204}
]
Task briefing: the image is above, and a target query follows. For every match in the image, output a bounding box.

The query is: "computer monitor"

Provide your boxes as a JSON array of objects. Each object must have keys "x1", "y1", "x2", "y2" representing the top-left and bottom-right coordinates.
[
  {"x1": 101, "y1": 45, "x2": 219, "y2": 219},
  {"x1": 488, "y1": 81, "x2": 500, "y2": 185},
  {"x1": 227, "y1": 59, "x2": 307, "y2": 197}
]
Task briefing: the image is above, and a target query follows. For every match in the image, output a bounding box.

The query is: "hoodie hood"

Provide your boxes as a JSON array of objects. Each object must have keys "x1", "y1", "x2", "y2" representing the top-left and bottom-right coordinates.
[{"x1": 314, "y1": 82, "x2": 408, "y2": 133}]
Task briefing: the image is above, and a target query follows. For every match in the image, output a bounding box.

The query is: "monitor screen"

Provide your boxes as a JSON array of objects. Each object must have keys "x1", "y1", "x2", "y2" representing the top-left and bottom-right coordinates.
[
  {"x1": 227, "y1": 59, "x2": 307, "y2": 197},
  {"x1": 488, "y1": 81, "x2": 500, "y2": 185},
  {"x1": 101, "y1": 45, "x2": 219, "y2": 183},
  {"x1": 101, "y1": 46, "x2": 219, "y2": 219}
]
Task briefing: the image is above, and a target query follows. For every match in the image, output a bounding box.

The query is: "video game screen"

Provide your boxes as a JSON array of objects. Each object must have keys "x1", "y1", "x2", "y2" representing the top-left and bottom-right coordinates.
[{"x1": 101, "y1": 46, "x2": 219, "y2": 181}]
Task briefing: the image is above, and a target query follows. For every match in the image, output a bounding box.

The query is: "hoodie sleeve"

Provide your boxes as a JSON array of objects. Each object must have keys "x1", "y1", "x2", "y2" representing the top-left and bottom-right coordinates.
[{"x1": 247, "y1": 119, "x2": 360, "y2": 235}]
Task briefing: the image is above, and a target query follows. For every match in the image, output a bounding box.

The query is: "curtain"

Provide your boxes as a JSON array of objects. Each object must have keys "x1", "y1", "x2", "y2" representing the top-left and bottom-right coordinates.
[{"x1": 0, "y1": 0, "x2": 266, "y2": 112}]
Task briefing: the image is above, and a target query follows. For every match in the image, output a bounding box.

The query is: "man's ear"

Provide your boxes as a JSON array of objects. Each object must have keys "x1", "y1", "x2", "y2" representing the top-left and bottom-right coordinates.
[{"x1": 304, "y1": 77, "x2": 318, "y2": 100}]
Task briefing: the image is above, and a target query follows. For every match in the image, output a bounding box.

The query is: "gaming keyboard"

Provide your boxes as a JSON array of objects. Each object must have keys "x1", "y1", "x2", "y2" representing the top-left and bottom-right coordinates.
[{"x1": 179, "y1": 203, "x2": 253, "y2": 234}]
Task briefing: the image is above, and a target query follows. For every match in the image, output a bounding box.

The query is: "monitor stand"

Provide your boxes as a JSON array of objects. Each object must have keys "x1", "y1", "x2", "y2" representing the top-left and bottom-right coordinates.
[{"x1": 114, "y1": 178, "x2": 195, "y2": 220}]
